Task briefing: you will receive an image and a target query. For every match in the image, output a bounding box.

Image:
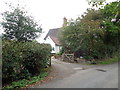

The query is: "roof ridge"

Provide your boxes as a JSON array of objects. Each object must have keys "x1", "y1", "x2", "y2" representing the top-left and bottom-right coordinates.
[
  {"x1": 49, "y1": 27, "x2": 61, "y2": 30},
  {"x1": 44, "y1": 27, "x2": 61, "y2": 40}
]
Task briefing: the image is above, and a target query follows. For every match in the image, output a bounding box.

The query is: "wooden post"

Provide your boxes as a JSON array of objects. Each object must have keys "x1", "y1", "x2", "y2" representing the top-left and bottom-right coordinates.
[{"x1": 49, "y1": 55, "x2": 51, "y2": 66}]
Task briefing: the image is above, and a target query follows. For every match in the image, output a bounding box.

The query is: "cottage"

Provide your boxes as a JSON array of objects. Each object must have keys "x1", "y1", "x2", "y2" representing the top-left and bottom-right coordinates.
[{"x1": 44, "y1": 17, "x2": 67, "y2": 53}]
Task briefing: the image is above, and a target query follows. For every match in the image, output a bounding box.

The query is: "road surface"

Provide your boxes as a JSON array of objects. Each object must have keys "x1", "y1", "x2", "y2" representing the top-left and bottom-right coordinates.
[{"x1": 30, "y1": 59, "x2": 118, "y2": 88}]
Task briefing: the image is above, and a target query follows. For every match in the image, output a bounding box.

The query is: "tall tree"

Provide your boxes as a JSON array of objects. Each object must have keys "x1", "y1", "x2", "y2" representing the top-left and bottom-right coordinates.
[
  {"x1": 87, "y1": 0, "x2": 120, "y2": 56},
  {"x1": 60, "y1": 9, "x2": 104, "y2": 58},
  {"x1": 1, "y1": 5, "x2": 42, "y2": 41},
  {"x1": 61, "y1": 0, "x2": 120, "y2": 59},
  {"x1": 101, "y1": 1, "x2": 120, "y2": 45}
]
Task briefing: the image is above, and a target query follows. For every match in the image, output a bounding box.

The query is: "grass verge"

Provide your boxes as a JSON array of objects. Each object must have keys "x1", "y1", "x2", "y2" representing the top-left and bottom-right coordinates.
[
  {"x1": 97, "y1": 55, "x2": 120, "y2": 64},
  {"x1": 82, "y1": 55, "x2": 120, "y2": 65},
  {"x1": 2, "y1": 71, "x2": 48, "y2": 89}
]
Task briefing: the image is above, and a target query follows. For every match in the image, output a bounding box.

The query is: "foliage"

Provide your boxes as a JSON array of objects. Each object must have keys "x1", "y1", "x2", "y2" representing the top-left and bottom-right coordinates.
[
  {"x1": 98, "y1": 57, "x2": 120, "y2": 64},
  {"x1": 60, "y1": 1, "x2": 120, "y2": 60},
  {"x1": 60, "y1": 9, "x2": 105, "y2": 59},
  {"x1": 98, "y1": 1, "x2": 120, "y2": 59},
  {"x1": 101, "y1": 1, "x2": 120, "y2": 46},
  {"x1": 2, "y1": 40, "x2": 52, "y2": 84},
  {"x1": 2, "y1": 71, "x2": 48, "y2": 89},
  {"x1": 98, "y1": 51, "x2": 120, "y2": 64},
  {"x1": 59, "y1": 48, "x2": 64, "y2": 55},
  {"x1": 1, "y1": 5, "x2": 42, "y2": 41},
  {"x1": 87, "y1": 0, "x2": 106, "y2": 7},
  {"x1": 60, "y1": 21, "x2": 80, "y2": 53}
]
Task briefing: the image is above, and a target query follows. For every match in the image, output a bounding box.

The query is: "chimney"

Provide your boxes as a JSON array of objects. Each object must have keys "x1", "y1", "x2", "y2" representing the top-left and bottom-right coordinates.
[{"x1": 63, "y1": 17, "x2": 67, "y2": 27}]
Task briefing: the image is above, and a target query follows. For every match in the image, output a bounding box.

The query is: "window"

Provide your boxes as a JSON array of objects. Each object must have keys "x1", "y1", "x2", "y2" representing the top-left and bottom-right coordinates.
[{"x1": 52, "y1": 47, "x2": 55, "y2": 51}]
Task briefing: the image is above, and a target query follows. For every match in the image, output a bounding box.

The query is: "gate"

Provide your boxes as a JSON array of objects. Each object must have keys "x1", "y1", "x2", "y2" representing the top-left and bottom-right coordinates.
[{"x1": 62, "y1": 53, "x2": 74, "y2": 63}]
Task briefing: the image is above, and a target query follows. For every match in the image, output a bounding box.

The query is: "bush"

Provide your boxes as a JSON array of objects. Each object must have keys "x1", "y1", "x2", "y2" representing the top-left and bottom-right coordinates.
[
  {"x1": 2, "y1": 40, "x2": 52, "y2": 84},
  {"x1": 3, "y1": 72, "x2": 48, "y2": 89}
]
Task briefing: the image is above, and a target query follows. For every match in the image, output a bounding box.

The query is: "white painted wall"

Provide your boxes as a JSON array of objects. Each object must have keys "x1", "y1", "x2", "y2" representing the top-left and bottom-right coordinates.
[
  {"x1": 55, "y1": 45, "x2": 62, "y2": 53},
  {"x1": 55, "y1": 45, "x2": 59, "y2": 53},
  {"x1": 44, "y1": 36, "x2": 62, "y2": 53},
  {"x1": 44, "y1": 36, "x2": 56, "y2": 53}
]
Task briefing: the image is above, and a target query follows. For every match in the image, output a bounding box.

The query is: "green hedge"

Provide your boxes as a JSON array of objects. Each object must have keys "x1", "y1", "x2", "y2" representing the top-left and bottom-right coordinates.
[{"x1": 2, "y1": 40, "x2": 52, "y2": 84}]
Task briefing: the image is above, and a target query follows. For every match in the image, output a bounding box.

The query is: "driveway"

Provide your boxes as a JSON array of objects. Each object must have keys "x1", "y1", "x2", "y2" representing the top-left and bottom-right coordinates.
[{"x1": 30, "y1": 59, "x2": 118, "y2": 88}]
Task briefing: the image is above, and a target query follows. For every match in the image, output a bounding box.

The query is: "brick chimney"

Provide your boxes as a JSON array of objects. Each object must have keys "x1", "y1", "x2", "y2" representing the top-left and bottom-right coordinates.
[{"x1": 63, "y1": 17, "x2": 67, "y2": 27}]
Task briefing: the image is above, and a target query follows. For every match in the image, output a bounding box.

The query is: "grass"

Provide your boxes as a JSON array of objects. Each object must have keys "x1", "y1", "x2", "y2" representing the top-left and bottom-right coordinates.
[
  {"x1": 98, "y1": 55, "x2": 120, "y2": 65},
  {"x1": 81, "y1": 55, "x2": 120, "y2": 65},
  {"x1": 2, "y1": 71, "x2": 48, "y2": 89}
]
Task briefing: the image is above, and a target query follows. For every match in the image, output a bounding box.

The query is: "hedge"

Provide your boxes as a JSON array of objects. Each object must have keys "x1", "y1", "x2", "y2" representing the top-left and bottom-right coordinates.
[{"x1": 2, "y1": 40, "x2": 52, "y2": 84}]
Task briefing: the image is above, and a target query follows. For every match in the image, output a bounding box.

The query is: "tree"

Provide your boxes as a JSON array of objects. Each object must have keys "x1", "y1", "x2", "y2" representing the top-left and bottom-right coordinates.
[
  {"x1": 1, "y1": 5, "x2": 42, "y2": 41},
  {"x1": 61, "y1": 0, "x2": 120, "y2": 60},
  {"x1": 101, "y1": 1, "x2": 120, "y2": 44},
  {"x1": 60, "y1": 9, "x2": 105, "y2": 59},
  {"x1": 80, "y1": 9, "x2": 105, "y2": 58},
  {"x1": 87, "y1": 0, "x2": 106, "y2": 7},
  {"x1": 87, "y1": 0, "x2": 120, "y2": 57}
]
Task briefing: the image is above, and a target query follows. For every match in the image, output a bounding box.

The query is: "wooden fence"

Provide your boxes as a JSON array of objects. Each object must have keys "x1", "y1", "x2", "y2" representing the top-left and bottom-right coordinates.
[{"x1": 62, "y1": 53, "x2": 74, "y2": 63}]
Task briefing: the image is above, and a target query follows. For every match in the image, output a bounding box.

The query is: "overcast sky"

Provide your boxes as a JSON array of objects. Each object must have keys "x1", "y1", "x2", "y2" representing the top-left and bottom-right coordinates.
[{"x1": 0, "y1": 0, "x2": 116, "y2": 43}]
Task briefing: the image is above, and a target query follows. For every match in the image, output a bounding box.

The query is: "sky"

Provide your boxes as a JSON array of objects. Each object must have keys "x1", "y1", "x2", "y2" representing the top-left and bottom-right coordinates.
[{"x1": 0, "y1": 0, "x2": 116, "y2": 43}]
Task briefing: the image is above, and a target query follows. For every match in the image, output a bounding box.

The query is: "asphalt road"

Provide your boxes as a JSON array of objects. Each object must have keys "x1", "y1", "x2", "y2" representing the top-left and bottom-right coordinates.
[{"x1": 31, "y1": 59, "x2": 118, "y2": 88}]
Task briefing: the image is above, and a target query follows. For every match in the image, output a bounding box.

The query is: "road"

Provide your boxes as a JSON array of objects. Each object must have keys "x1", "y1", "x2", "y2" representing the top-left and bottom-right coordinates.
[{"x1": 30, "y1": 59, "x2": 118, "y2": 88}]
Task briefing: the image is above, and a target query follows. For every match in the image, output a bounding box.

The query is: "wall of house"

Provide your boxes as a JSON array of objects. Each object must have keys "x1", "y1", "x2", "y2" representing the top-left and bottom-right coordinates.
[
  {"x1": 44, "y1": 36, "x2": 62, "y2": 53},
  {"x1": 44, "y1": 36, "x2": 56, "y2": 53},
  {"x1": 55, "y1": 45, "x2": 62, "y2": 53}
]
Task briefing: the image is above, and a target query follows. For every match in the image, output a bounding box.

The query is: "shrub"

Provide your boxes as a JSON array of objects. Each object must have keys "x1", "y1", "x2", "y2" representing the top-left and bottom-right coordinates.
[
  {"x1": 3, "y1": 72, "x2": 48, "y2": 89},
  {"x1": 2, "y1": 40, "x2": 52, "y2": 84}
]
